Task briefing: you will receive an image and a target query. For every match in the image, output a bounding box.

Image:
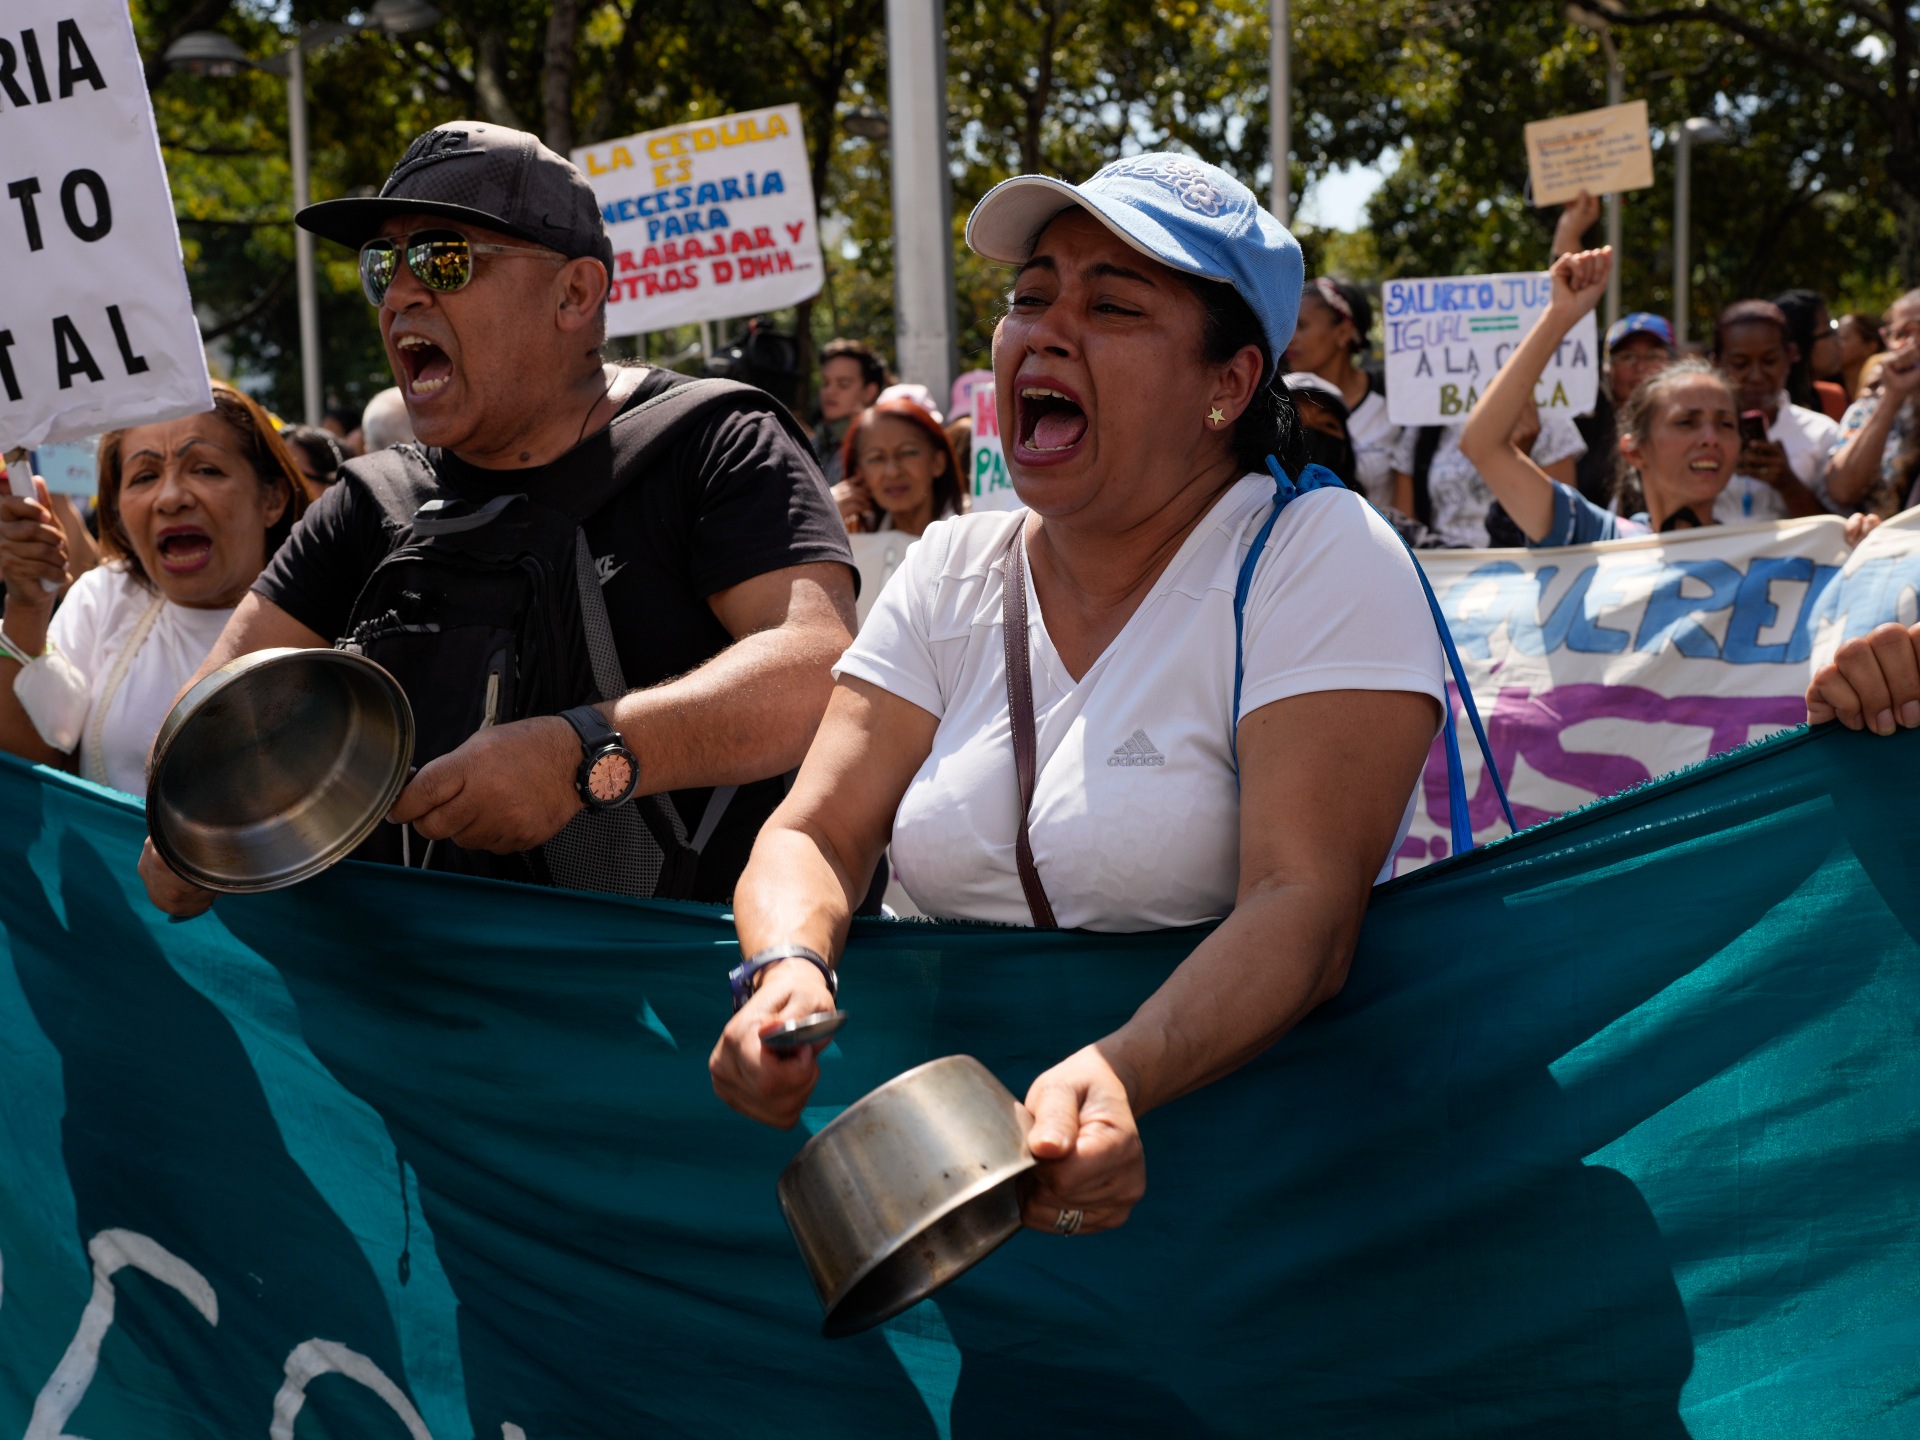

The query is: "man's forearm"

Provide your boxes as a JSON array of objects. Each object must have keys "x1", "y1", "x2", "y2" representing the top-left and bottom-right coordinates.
[
  {"x1": 604, "y1": 621, "x2": 847, "y2": 793},
  {"x1": 1825, "y1": 407, "x2": 1897, "y2": 508}
]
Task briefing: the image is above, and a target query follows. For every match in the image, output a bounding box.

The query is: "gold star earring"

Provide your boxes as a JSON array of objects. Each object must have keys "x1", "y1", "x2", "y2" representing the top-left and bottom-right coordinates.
[{"x1": 1207, "y1": 406, "x2": 1227, "y2": 426}]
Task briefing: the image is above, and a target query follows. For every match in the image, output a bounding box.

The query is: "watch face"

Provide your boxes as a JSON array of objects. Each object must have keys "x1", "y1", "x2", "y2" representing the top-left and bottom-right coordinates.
[{"x1": 587, "y1": 750, "x2": 635, "y2": 804}]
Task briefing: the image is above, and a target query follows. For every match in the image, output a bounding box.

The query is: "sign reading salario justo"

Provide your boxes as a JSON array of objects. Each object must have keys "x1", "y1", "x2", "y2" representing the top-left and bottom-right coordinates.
[
  {"x1": 0, "y1": 0, "x2": 213, "y2": 450},
  {"x1": 1382, "y1": 272, "x2": 1597, "y2": 429},
  {"x1": 573, "y1": 104, "x2": 823, "y2": 335}
]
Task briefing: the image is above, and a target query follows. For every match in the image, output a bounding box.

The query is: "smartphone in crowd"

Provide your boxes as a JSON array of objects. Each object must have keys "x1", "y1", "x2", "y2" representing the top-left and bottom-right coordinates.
[{"x1": 1738, "y1": 411, "x2": 1770, "y2": 447}]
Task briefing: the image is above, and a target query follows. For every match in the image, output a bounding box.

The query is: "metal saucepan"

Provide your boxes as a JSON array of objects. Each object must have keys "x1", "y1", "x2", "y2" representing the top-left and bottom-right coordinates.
[
  {"x1": 147, "y1": 647, "x2": 413, "y2": 893},
  {"x1": 777, "y1": 1054, "x2": 1036, "y2": 1337}
]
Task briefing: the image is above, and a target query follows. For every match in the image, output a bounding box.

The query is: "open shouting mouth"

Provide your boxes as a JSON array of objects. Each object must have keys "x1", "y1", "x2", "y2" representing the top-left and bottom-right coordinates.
[
  {"x1": 1014, "y1": 378, "x2": 1089, "y2": 466},
  {"x1": 395, "y1": 332, "x2": 454, "y2": 398},
  {"x1": 155, "y1": 525, "x2": 213, "y2": 574}
]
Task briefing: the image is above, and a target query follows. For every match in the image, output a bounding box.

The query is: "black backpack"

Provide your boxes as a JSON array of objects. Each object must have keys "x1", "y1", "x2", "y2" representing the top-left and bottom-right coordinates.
[{"x1": 336, "y1": 374, "x2": 805, "y2": 898}]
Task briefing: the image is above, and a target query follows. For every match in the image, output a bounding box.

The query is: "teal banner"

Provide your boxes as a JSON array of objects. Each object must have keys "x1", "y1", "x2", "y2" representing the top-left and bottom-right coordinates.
[{"x1": 1, "y1": 726, "x2": 1917, "y2": 1438}]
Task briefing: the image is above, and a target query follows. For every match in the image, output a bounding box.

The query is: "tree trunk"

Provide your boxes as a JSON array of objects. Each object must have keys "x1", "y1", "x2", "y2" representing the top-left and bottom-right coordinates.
[
  {"x1": 541, "y1": 0, "x2": 581, "y2": 155},
  {"x1": 1019, "y1": 0, "x2": 1063, "y2": 175},
  {"x1": 470, "y1": 27, "x2": 523, "y2": 129},
  {"x1": 581, "y1": 0, "x2": 647, "y2": 147}
]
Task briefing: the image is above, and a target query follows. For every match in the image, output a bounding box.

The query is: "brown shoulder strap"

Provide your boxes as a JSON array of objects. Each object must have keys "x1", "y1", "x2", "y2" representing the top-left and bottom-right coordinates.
[{"x1": 1002, "y1": 524, "x2": 1059, "y2": 928}]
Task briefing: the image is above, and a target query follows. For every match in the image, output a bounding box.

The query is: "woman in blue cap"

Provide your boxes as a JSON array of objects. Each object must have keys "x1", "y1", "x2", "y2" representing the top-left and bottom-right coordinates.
[{"x1": 709, "y1": 155, "x2": 1444, "y2": 1236}]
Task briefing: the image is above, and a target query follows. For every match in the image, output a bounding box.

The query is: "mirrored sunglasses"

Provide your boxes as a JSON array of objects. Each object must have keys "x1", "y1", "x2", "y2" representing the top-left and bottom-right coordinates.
[{"x1": 357, "y1": 229, "x2": 562, "y2": 306}]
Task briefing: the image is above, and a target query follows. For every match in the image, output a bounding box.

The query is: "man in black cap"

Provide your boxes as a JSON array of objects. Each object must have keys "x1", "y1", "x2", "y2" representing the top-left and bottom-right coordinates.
[{"x1": 139, "y1": 122, "x2": 858, "y2": 913}]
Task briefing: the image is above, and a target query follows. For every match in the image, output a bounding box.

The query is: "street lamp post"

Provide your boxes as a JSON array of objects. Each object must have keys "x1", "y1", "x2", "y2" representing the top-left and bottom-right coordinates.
[
  {"x1": 165, "y1": 1, "x2": 440, "y2": 425},
  {"x1": 1671, "y1": 116, "x2": 1727, "y2": 348},
  {"x1": 1270, "y1": 0, "x2": 1290, "y2": 226}
]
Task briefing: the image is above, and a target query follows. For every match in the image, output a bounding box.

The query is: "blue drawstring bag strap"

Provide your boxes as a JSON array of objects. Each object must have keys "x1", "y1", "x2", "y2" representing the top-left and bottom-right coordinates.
[{"x1": 1233, "y1": 456, "x2": 1516, "y2": 858}]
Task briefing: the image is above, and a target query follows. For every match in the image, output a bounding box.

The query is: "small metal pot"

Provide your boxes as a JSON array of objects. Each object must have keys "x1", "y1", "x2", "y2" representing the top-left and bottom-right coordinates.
[
  {"x1": 778, "y1": 1054, "x2": 1035, "y2": 1337},
  {"x1": 147, "y1": 647, "x2": 413, "y2": 894}
]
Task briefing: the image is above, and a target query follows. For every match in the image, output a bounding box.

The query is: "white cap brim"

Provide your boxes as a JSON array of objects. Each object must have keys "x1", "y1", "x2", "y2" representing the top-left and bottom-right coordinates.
[{"x1": 965, "y1": 175, "x2": 1210, "y2": 280}]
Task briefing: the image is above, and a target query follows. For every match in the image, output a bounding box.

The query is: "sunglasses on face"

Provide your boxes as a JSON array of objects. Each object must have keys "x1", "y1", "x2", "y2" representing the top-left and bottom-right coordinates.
[{"x1": 357, "y1": 229, "x2": 563, "y2": 306}]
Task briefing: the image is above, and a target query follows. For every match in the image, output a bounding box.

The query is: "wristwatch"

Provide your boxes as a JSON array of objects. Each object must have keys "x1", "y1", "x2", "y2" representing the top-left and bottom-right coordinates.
[
  {"x1": 560, "y1": 704, "x2": 638, "y2": 808},
  {"x1": 729, "y1": 944, "x2": 838, "y2": 1012}
]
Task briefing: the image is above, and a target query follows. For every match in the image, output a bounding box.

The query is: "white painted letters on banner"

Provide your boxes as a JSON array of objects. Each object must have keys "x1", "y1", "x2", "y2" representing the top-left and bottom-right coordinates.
[
  {"x1": 573, "y1": 105, "x2": 822, "y2": 335},
  {"x1": 1382, "y1": 273, "x2": 1597, "y2": 429},
  {"x1": 0, "y1": 1, "x2": 213, "y2": 450}
]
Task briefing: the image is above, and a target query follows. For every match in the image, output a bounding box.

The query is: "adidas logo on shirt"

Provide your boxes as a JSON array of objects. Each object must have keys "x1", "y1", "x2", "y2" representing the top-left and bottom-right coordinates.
[{"x1": 1107, "y1": 728, "x2": 1165, "y2": 767}]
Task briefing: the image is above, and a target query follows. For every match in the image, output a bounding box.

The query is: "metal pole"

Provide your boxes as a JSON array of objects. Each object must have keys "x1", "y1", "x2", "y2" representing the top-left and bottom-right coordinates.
[
  {"x1": 1672, "y1": 124, "x2": 1691, "y2": 348},
  {"x1": 289, "y1": 41, "x2": 321, "y2": 425},
  {"x1": 885, "y1": 0, "x2": 955, "y2": 399},
  {"x1": 1270, "y1": 0, "x2": 1290, "y2": 225},
  {"x1": 1602, "y1": 33, "x2": 1622, "y2": 329}
]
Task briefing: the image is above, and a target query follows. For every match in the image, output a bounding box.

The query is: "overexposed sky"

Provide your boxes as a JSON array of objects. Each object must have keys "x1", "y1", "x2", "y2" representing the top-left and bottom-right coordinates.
[{"x1": 1297, "y1": 154, "x2": 1396, "y2": 232}]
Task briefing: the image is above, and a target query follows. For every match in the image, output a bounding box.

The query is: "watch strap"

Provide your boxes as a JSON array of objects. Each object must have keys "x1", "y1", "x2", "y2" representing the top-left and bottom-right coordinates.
[
  {"x1": 729, "y1": 944, "x2": 837, "y2": 1012},
  {"x1": 560, "y1": 703, "x2": 618, "y2": 752}
]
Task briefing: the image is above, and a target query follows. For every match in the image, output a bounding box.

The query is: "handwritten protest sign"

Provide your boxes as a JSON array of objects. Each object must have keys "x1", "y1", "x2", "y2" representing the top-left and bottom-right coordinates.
[
  {"x1": 968, "y1": 376, "x2": 1019, "y2": 512},
  {"x1": 573, "y1": 105, "x2": 822, "y2": 335},
  {"x1": 1382, "y1": 272, "x2": 1598, "y2": 427},
  {"x1": 1395, "y1": 512, "x2": 1920, "y2": 874},
  {"x1": 0, "y1": 0, "x2": 213, "y2": 452},
  {"x1": 1524, "y1": 100, "x2": 1655, "y2": 208}
]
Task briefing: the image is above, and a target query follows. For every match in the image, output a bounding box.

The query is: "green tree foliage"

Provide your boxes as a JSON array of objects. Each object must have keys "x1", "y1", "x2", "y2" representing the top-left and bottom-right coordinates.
[{"x1": 140, "y1": 0, "x2": 1912, "y2": 417}]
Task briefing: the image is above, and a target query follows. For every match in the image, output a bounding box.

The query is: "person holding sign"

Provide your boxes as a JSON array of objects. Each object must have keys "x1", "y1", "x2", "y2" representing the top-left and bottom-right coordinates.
[
  {"x1": 710, "y1": 154, "x2": 1445, "y2": 1238},
  {"x1": 0, "y1": 384, "x2": 306, "y2": 792},
  {"x1": 1461, "y1": 249, "x2": 1883, "y2": 554},
  {"x1": 1461, "y1": 248, "x2": 1733, "y2": 543}
]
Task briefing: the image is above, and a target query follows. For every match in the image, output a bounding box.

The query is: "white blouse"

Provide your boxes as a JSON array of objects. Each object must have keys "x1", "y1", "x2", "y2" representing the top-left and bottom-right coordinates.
[
  {"x1": 835, "y1": 476, "x2": 1445, "y2": 932},
  {"x1": 44, "y1": 565, "x2": 233, "y2": 794}
]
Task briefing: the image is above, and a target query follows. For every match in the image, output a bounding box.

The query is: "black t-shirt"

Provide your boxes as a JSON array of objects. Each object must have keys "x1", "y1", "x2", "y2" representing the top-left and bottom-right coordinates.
[{"x1": 253, "y1": 366, "x2": 854, "y2": 900}]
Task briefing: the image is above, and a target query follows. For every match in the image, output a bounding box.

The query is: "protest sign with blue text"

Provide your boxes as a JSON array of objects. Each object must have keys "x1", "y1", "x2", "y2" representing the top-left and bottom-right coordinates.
[
  {"x1": 573, "y1": 105, "x2": 823, "y2": 336},
  {"x1": 1394, "y1": 512, "x2": 1920, "y2": 874},
  {"x1": 1383, "y1": 272, "x2": 1598, "y2": 428},
  {"x1": 0, "y1": 0, "x2": 212, "y2": 451}
]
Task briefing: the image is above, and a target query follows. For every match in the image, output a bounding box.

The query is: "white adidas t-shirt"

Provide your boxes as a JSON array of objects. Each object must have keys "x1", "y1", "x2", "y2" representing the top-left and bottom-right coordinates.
[
  {"x1": 835, "y1": 475, "x2": 1446, "y2": 933},
  {"x1": 45, "y1": 564, "x2": 234, "y2": 795}
]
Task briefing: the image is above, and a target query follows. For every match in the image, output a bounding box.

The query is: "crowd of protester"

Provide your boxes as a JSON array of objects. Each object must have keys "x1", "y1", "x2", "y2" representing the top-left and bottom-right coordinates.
[{"x1": 7, "y1": 133, "x2": 1920, "y2": 1250}]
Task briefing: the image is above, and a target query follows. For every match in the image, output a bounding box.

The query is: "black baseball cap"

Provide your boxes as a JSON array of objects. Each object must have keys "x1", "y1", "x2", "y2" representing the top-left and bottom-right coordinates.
[{"x1": 296, "y1": 121, "x2": 613, "y2": 278}]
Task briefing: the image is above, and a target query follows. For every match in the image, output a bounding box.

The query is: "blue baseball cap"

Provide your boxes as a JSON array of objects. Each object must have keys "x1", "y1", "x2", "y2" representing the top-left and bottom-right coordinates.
[
  {"x1": 1605, "y1": 312, "x2": 1676, "y2": 352},
  {"x1": 966, "y1": 154, "x2": 1303, "y2": 384}
]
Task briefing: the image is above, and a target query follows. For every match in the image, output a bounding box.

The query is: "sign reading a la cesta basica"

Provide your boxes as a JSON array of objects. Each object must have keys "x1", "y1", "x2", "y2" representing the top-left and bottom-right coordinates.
[{"x1": 572, "y1": 104, "x2": 823, "y2": 335}]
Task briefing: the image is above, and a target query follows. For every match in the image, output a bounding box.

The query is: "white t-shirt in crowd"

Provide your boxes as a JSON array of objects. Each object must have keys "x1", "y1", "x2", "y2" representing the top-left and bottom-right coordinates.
[
  {"x1": 835, "y1": 476, "x2": 1446, "y2": 933},
  {"x1": 1715, "y1": 393, "x2": 1843, "y2": 524},
  {"x1": 1345, "y1": 388, "x2": 1406, "y2": 512},
  {"x1": 45, "y1": 565, "x2": 233, "y2": 794},
  {"x1": 1413, "y1": 415, "x2": 1588, "y2": 548}
]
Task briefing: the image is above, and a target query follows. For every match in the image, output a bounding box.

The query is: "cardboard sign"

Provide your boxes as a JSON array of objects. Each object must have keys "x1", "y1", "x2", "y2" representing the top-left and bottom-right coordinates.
[
  {"x1": 968, "y1": 376, "x2": 1019, "y2": 512},
  {"x1": 1382, "y1": 272, "x2": 1598, "y2": 428},
  {"x1": 0, "y1": 0, "x2": 213, "y2": 451},
  {"x1": 573, "y1": 104, "x2": 823, "y2": 335},
  {"x1": 1524, "y1": 100, "x2": 1654, "y2": 208}
]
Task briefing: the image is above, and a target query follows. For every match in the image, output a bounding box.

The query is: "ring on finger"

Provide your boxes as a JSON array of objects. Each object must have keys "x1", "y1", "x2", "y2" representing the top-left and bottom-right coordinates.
[{"x1": 1053, "y1": 1207, "x2": 1085, "y2": 1237}]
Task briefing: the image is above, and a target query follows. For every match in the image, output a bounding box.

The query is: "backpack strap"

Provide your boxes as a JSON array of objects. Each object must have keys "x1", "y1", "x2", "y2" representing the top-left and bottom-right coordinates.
[
  {"x1": 556, "y1": 372, "x2": 815, "y2": 522},
  {"x1": 1236, "y1": 456, "x2": 1517, "y2": 859}
]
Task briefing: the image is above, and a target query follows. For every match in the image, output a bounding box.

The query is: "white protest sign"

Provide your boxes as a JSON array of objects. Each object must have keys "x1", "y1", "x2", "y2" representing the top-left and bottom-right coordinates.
[
  {"x1": 572, "y1": 105, "x2": 822, "y2": 335},
  {"x1": 1524, "y1": 100, "x2": 1654, "y2": 208},
  {"x1": 0, "y1": 0, "x2": 212, "y2": 451},
  {"x1": 1391, "y1": 513, "x2": 1920, "y2": 877},
  {"x1": 1382, "y1": 273, "x2": 1598, "y2": 428},
  {"x1": 968, "y1": 376, "x2": 1019, "y2": 512}
]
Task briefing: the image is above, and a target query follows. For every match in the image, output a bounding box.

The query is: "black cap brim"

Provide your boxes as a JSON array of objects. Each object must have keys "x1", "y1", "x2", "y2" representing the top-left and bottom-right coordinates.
[{"x1": 297, "y1": 195, "x2": 559, "y2": 254}]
